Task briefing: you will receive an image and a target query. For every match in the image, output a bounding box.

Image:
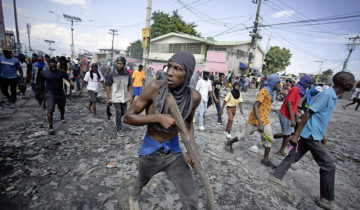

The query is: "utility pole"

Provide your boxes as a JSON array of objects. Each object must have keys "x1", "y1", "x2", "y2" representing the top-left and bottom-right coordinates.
[
  {"x1": 109, "y1": 29, "x2": 118, "y2": 64},
  {"x1": 44, "y1": 40, "x2": 55, "y2": 57},
  {"x1": 27, "y1": 23, "x2": 31, "y2": 51},
  {"x1": 13, "y1": 0, "x2": 21, "y2": 53},
  {"x1": 63, "y1": 14, "x2": 81, "y2": 59},
  {"x1": 342, "y1": 35, "x2": 360, "y2": 72},
  {"x1": 247, "y1": 0, "x2": 265, "y2": 74},
  {"x1": 315, "y1": 60, "x2": 324, "y2": 84},
  {"x1": 142, "y1": 0, "x2": 152, "y2": 71}
]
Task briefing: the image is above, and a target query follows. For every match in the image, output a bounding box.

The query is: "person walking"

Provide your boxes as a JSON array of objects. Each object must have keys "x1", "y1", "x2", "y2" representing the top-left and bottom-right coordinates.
[
  {"x1": 40, "y1": 58, "x2": 72, "y2": 135},
  {"x1": 132, "y1": 64, "x2": 146, "y2": 100},
  {"x1": 106, "y1": 57, "x2": 133, "y2": 135},
  {"x1": 273, "y1": 75, "x2": 313, "y2": 156},
  {"x1": 0, "y1": 46, "x2": 23, "y2": 109},
  {"x1": 212, "y1": 72, "x2": 225, "y2": 124},
  {"x1": 224, "y1": 74, "x2": 281, "y2": 168},
  {"x1": 194, "y1": 70, "x2": 212, "y2": 131},
  {"x1": 343, "y1": 81, "x2": 360, "y2": 111},
  {"x1": 270, "y1": 72, "x2": 355, "y2": 210},
  {"x1": 123, "y1": 51, "x2": 201, "y2": 210},
  {"x1": 80, "y1": 63, "x2": 105, "y2": 116},
  {"x1": 221, "y1": 82, "x2": 243, "y2": 139}
]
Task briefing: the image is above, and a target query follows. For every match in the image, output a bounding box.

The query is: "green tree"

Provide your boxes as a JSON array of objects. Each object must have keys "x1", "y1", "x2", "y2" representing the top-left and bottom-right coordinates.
[
  {"x1": 318, "y1": 69, "x2": 333, "y2": 83},
  {"x1": 126, "y1": 40, "x2": 143, "y2": 59},
  {"x1": 150, "y1": 10, "x2": 199, "y2": 39},
  {"x1": 262, "y1": 46, "x2": 292, "y2": 76}
]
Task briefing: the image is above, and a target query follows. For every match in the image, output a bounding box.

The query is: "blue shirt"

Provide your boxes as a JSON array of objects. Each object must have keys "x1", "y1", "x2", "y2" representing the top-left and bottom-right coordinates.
[
  {"x1": 300, "y1": 87, "x2": 337, "y2": 141},
  {"x1": 138, "y1": 133, "x2": 182, "y2": 156},
  {"x1": 0, "y1": 56, "x2": 21, "y2": 79}
]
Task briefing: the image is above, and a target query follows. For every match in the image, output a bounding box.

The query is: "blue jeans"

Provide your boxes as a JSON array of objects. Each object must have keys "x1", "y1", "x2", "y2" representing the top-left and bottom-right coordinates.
[
  {"x1": 73, "y1": 78, "x2": 81, "y2": 91},
  {"x1": 195, "y1": 99, "x2": 207, "y2": 126},
  {"x1": 215, "y1": 101, "x2": 222, "y2": 123}
]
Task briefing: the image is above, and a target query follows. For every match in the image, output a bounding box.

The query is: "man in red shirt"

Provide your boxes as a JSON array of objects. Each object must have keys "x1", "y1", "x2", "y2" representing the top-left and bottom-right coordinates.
[{"x1": 274, "y1": 75, "x2": 312, "y2": 156}]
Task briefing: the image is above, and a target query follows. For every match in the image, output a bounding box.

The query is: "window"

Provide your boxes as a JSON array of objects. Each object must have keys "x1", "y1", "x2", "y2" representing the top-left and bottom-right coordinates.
[
  {"x1": 186, "y1": 43, "x2": 202, "y2": 54},
  {"x1": 151, "y1": 43, "x2": 202, "y2": 54}
]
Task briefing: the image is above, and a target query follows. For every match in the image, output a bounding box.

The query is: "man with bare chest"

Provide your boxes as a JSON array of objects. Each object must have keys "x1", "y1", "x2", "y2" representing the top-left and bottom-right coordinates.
[{"x1": 123, "y1": 51, "x2": 201, "y2": 210}]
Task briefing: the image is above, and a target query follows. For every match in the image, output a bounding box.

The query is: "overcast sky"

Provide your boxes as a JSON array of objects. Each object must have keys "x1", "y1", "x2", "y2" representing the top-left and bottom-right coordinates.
[{"x1": 2, "y1": 0, "x2": 360, "y2": 79}]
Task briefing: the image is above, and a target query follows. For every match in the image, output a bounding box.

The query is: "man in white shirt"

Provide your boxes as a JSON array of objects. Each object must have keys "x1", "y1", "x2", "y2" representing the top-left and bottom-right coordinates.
[
  {"x1": 80, "y1": 64, "x2": 105, "y2": 116},
  {"x1": 195, "y1": 70, "x2": 212, "y2": 130}
]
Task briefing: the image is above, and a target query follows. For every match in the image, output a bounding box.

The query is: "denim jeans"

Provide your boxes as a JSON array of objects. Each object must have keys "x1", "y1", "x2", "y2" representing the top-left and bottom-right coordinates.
[
  {"x1": 195, "y1": 99, "x2": 207, "y2": 126},
  {"x1": 273, "y1": 136, "x2": 336, "y2": 201},
  {"x1": 73, "y1": 78, "x2": 81, "y2": 91},
  {"x1": 215, "y1": 101, "x2": 222, "y2": 123},
  {"x1": 114, "y1": 102, "x2": 127, "y2": 131},
  {"x1": 132, "y1": 151, "x2": 198, "y2": 209}
]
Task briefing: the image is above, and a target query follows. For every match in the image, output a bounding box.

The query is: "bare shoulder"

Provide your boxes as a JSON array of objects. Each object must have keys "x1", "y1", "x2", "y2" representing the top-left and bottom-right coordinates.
[
  {"x1": 146, "y1": 80, "x2": 163, "y2": 93},
  {"x1": 191, "y1": 88, "x2": 201, "y2": 104},
  {"x1": 140, "y1": 80, "x2": 163, "y2": 100}
]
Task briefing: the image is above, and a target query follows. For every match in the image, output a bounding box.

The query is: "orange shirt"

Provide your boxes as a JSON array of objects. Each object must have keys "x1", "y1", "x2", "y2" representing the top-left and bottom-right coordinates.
[
  {"x1": 132, "y1": 70, "x2": 145, "y2": 87},
  {"x1": 248, "y1": 88, "x2": 272, "y2": 126}
]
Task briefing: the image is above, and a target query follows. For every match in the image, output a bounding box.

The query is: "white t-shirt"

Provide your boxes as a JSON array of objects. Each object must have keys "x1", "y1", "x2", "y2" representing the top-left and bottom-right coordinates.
[
  {"x1": 352, "y1": 88, "x2": 360, "y2": 99},
  {"x1": 195, "y1": 78, "x2": 212, "y2": 102},
  {"x1": 84, "y1": 71, "x2": 104, "y2": 92},
  {"x1": 20, "y1": 62, "x2": 27, "y2": 78}
]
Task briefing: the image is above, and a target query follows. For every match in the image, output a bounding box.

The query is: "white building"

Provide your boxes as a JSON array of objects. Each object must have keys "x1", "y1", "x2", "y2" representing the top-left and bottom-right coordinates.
[{"x1": 148, "y1": 32, "x2": 265, "y2": 76}]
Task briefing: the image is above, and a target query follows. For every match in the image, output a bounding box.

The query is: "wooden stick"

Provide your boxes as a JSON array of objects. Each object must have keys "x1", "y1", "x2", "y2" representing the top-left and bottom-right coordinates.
[{"x1": 166, "y1": 93, "x2": 216, "y2": 210}]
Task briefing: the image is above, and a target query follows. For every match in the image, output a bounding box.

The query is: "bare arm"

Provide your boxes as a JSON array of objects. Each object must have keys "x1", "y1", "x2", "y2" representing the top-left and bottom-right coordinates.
[
  {"x1": 287, "y1": 101, "x2": 296, "y2": 127},
  {"x1": 211, "y1": 86, "x2": 218, "y2": 103},
  {"x1": 18, "y1": 66, "x2": 23, "y2": 79},
  {"x1": 123, "y1": 81, "x2": 177, "y2": 129},
  {"x1": 106, "y1": 86, "x2": 111, "y2": 105},
  {"x1": 290, "y1": 109, "x2": 313, "y2": 145},
  {"x1": 239, "y1": 102, "x2": 243, "y2": 114},
  {"x1": 253, "y1": 101, "x2": 263, "y2": 132}
]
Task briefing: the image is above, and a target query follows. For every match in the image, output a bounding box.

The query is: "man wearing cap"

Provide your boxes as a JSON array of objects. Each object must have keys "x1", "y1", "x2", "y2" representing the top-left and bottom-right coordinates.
[
  {"x1": 273, "y1": 75, "x2": 313, "y2": 156},
  {"x1": 40, "y1": 58, "x2": 72, "y2": 135},
  {"x1": 0, "y1": 46, "x2": 23, "y2": 108},
  {"x1": 123, "y1": 51, "x2": 201, "y2": 209},
  {"x1": 106, "y1": 57, "x2": 133, "y2": 135},
  {"x1": 194, "y1": 69, "x2": 213, "y2": 131},
  {"x1": 31, "y1": 55, "x2": 47, "y2": 108}
]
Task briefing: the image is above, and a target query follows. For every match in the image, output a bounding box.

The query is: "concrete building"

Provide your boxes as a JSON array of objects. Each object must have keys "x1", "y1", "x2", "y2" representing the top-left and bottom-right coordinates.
[
  {"x1": 148, "y1": 32, "x2": 265, "y2": 76},
  {"x1": 92, "y1": 48, "x2": 126, "y2": 64}
]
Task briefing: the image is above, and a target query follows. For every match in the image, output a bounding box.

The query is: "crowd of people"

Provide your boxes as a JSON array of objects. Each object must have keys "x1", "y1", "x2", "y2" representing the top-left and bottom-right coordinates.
[{"x1": 0, "y1": 48, "x2": 358, "y2": 210}]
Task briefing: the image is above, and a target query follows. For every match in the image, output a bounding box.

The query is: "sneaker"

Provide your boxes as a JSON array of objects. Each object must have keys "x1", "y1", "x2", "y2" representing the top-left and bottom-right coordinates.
[
  {"x1": 129, "y1": 196, "x2": 141, "y2": 210},
  {"x1": 48, "y1": 128, "x2": 55, "y2": 135},
  {"x1": 217, "y1": 122, "x2": 222, "y2": 125},
  {"x1": 117, "y1": 131, "x2": 125, "y2": 137},
  {"x1": 226, "y1": 133, "x2": 232, "y2": 139},
  {"x1": 224, "y1": 141, "x2": 234, "y2": 153},
  {"x1": 268, "y1": 175, "x2": 284, "y2": 187},
  {"x1": 61, "y1": 119, "x2": 67, "y2": 124},
  {"x1": 261, "y1": 159, "x2": 277, "y2": 169},
  {"x1": 315, "y1": 197, "x2": 334, "y2": 210},
  {"x1": 199, "y1": 126, "x2": 205, "y2": 131},
  {"x1": 10, "y1": 103, "x2": 16, "y2": 109}
]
